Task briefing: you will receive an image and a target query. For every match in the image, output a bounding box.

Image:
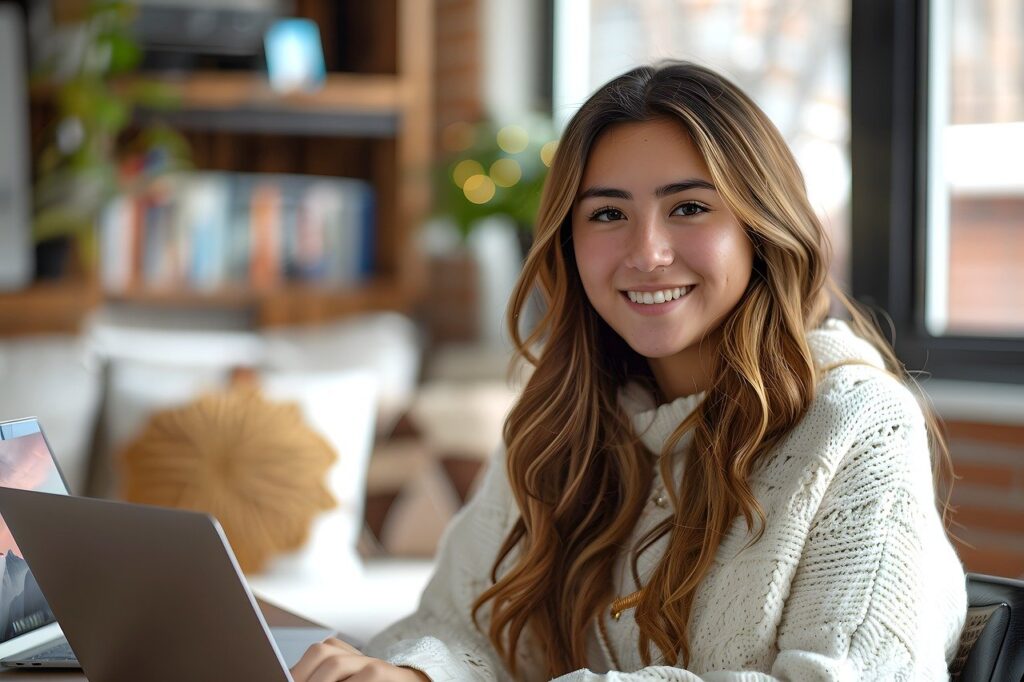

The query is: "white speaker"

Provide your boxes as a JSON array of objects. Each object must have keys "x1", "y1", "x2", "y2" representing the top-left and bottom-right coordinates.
[{"x1": 0, "y1": 3, "x2": 32, "y2": 290}]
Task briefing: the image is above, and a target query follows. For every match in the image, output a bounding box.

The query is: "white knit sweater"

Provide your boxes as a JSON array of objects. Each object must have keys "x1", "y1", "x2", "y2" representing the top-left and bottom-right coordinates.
[{"x1": 366, "y1": 320, "x2": 967, "y2": 681}]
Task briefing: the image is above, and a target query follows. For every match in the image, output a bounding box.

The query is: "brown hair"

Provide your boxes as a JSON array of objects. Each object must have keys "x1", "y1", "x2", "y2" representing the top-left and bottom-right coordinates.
[{"x1": 472, "y1": 61, "x2": 953, "y2": 677}]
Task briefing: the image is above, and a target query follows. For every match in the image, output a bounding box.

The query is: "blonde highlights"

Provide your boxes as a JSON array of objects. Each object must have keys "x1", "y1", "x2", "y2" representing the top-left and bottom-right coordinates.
[{"x1": 472, "y1": 62, "x2": 953, "y2": 677}]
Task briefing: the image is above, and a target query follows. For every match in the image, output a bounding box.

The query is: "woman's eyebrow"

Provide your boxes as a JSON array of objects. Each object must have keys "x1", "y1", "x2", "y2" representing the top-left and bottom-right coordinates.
[
  {"x1": 577, "y1": 186, "x2": 632, "y2": 201},
  {"x1": 655, "y1": 179, "x2": 716, "y2": 197},
  {"x1": 577, "y1": 179, "x2": 716, "y2": 201}
]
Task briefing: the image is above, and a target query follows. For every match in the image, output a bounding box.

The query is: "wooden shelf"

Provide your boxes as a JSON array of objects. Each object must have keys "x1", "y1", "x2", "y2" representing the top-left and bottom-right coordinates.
[
  {"x1": 136, "y1": 72, "x2": 406, "y2": 137},
  {"x1": 0, "y1": 278, "x2": 412, "y2": 336},
  {"x1": 0, "y1": 281, "x2": 102, "y2": 336},
  {"x1": 156, "y1": 72, "x2": 406, "y2": 113},
  {"x1": 258, "y1": 280, "x2": 410, "y2": 326},
  {"x1": 34, "y1": 72, "x2": 407, "y2": 137},
  {"x1": 105, "y1": 278, "x2": 411, "y2": 327},
  {"x1": 104, "y1": 285, "x2": 263, "y2": 308},
  {"x1": 33, "y1": 72, "x2": 405, "y2": 113}
]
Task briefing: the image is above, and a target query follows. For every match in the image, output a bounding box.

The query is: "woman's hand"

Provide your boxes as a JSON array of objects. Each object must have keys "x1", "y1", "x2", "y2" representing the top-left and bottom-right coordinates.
[{"x1": 290, "y1": 637, "x2": 430, "y2": 682}]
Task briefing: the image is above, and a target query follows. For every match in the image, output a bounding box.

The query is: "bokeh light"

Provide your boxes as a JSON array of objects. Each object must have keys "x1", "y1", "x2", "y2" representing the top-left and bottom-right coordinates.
[
  {"x1": 540, "y1": 140, "x2": 558, "y2": 167},
  {"x1": 452, "y1": 159, "x2": 484, "y2": 188},
  {"x1": 497, "y1": 125, "x2": 529, "y2": 154},
  {"x1": 463, "y1": 174, "x2": 496, "y2": 204},
  {"x1": 489, "y1": 158, "x2": 522, "y2": 187}
]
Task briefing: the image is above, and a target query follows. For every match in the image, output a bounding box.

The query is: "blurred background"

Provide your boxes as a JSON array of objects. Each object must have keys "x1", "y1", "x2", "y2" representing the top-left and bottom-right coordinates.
[{"x1": 0, "y1": 0, "x2": 1020, "y2": 642}]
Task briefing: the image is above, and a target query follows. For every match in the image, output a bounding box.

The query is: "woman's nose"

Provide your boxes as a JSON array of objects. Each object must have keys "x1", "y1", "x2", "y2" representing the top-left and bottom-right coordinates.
[{"x1": 625, "y1": 217, "x2": 674, "y2": 272}]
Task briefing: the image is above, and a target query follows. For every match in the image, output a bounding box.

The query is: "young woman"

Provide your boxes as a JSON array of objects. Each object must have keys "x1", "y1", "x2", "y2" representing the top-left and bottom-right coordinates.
[{"x1": 291, "y1": 61, "x2": 967, "y2": 681}]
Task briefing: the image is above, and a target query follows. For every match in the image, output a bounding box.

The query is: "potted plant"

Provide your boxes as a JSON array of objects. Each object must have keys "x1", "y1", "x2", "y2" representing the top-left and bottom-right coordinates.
[
  {"x1": 31, "y1": 0, "x2": 190, "y2": 279},
  {"x1": 427, "y1": 115, "x2": 557, "y2": 345}
]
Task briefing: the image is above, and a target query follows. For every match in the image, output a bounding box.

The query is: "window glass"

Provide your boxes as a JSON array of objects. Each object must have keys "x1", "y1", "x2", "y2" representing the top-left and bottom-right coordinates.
[{"x1": 927, "y1": 0, "x2": 1024, "y2": 336}]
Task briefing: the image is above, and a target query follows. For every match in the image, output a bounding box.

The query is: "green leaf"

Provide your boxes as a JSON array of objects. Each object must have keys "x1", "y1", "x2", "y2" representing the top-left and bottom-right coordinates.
[
  {"x1": 93, "y1": 96, "x2": 130, "y2": 133},
  {"x1": 104, "y1": 32, "x2": 141, "y2": 74}
]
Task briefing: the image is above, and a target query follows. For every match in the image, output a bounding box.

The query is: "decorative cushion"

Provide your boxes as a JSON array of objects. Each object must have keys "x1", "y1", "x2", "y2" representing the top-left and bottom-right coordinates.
[
  {"x1": 97, "y1": 355, "x2": 378, "y2": 561},
  {"x1": 120, "y1": 382, "x2": 337, "y2": 574}
]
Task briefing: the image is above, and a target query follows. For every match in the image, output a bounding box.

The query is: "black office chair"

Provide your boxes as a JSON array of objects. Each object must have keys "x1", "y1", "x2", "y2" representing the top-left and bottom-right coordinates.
[{"x1": 949, "y1": 573, "x2": 1024, "y2": 681}]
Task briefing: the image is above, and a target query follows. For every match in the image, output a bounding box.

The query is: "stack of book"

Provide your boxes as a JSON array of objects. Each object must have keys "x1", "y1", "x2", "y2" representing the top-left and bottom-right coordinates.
[{"x1": 98, "y1": 172, "x2": 375, "y2": 293}]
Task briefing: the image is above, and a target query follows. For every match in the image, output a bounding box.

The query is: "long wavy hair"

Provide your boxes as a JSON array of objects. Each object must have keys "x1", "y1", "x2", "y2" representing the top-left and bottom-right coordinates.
[{"x1": 471, "y1": 61, "x2": 954, "y2": 678}]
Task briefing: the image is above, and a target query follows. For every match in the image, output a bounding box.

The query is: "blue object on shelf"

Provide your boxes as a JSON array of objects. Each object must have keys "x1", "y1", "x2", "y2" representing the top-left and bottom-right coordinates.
[{"x1": 264, "y1": 18, "x2": 326, "y2": 93}]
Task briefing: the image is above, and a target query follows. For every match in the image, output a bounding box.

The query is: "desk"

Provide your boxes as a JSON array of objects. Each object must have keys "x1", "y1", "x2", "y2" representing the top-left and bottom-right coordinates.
[{"x1": 0, "y1": 597, "x2": 319, "y2": 680}]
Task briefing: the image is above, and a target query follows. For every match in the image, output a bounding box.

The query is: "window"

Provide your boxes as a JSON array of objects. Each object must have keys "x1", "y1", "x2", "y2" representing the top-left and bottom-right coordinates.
[
  {"x1": 927, "y1": 0, "x2": 1024, "y2": 336},
  {"x1": 851, "y1": 0, "x2": 1024, "y2": 382}
]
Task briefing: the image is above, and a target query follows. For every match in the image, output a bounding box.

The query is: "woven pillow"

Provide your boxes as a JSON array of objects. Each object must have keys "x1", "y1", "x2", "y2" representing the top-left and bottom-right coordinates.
[{"x1": 120, "y1": 383, "x2": 337, "y2": 574}]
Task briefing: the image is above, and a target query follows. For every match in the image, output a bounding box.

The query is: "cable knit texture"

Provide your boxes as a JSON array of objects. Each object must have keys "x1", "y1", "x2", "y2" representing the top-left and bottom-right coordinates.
[{"x1": 367, "y1": 320, "x2": 967, "y2": 681}]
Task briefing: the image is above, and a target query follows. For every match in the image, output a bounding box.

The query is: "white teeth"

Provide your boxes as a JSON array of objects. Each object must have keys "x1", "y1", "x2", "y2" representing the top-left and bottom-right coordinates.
[{"x1": 626, "y1": 286, "x2": 693, "y2": 305}]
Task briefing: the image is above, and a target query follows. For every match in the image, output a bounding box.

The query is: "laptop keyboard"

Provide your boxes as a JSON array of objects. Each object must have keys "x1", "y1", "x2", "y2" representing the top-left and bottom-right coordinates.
[{"x1": 24, "y1": 641, "x2": 77, "y2": 662}]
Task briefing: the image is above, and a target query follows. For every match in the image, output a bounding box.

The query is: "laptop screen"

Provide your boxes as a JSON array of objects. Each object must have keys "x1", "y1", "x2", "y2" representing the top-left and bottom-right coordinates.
[{"x1": 0, "y1": 419, "x2": 68, "y2": 644}]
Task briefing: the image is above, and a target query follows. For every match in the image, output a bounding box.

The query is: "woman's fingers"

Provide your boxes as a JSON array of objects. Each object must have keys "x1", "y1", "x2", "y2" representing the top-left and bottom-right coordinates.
[
  {"x1": 290, "y1": 640, "x2": 363, "y2": 681},
  {"x1": 305, "y1": 655, "x2": 373, "y2": 682},
  {"x1": 291, "y1": 638, "x2": 422, "y2": 682},
  {"x1": 322, "y1": 637, "x2": 363, "y2": 655}
]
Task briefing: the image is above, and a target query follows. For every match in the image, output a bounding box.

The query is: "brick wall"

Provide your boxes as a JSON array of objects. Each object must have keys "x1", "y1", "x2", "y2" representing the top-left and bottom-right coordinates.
[
  {"x1": 946, "y1": 420, "x2": 1024, "y2": 579},
  {"x1": 435, "y1": 0, "x2": 484, "y2": 144},
  {"x1": 417, "y1": 0, "x2": 485, "y2": 344},
  {"x1": 948, "y1": 196, "x2": 1024, "y2": 334}
]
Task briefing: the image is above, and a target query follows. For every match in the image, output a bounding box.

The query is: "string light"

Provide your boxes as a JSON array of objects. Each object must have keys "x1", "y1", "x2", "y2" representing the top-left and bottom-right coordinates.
[
  {"x1": 463, "y1": 174, "x2": 496, "y2": 204},
  {"x1": 453, "y1": 159, "x2": 484, "y2": 188},
  {"x1": 497, "y1": 125, "x2": 529, "y2": 153},
  {"x1": 489, "y1": 158, "x2": 522, "y2": 187},
  {"x1": 541, "y1": 140, "x2": 558, "y2": 167}
]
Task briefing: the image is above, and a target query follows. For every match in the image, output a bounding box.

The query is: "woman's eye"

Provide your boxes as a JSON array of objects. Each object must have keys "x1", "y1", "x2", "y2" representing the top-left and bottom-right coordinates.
[
  {"x1": 590, "y1": 207, "x2": 625, "y2": 222},
  {"x1": 672, "y1": 202, "x2": 707, "y2": 217}
]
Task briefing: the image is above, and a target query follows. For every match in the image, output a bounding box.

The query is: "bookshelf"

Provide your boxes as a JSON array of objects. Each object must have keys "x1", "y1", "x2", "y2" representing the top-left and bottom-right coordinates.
[
  {"x1": 0, "y1": 280, "x2": 102, "y2": 337},
  {"x1": 2, "y1": 0, "x2": 434, "y2": 336}
]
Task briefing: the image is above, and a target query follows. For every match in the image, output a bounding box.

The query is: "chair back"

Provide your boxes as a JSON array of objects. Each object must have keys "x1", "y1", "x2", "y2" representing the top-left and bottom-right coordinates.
[{"x1": 949, "y1": 573, "x2": 1024, "y2": 681}]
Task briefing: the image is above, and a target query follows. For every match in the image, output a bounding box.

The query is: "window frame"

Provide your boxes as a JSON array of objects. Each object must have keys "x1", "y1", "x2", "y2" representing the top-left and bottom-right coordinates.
[{"x1": 850, "y1": 0, "x2": 1024, "y2": 384}]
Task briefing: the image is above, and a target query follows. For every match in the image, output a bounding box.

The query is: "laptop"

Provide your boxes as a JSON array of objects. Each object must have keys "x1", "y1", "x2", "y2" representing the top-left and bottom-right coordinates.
[
  {"x1": 0, "y1": 417, "x2": 77, "y2": 668},
  {"x1": 0, "y1": 417, "x2": 334, "y2": 679}
]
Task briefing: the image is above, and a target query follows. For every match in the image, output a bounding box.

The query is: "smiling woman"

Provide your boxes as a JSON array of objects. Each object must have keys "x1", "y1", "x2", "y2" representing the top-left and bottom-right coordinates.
[
  {"x1": 572, "y1": 118, "x2": 753, "y2": 396},
  {"x1": 292, "y1": 62, "x2": 968, "y2": 682}
]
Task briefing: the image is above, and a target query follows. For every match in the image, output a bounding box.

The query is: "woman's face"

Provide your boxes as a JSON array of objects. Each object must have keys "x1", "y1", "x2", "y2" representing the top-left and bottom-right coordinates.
[{"x1": 571, "y1": 118, "x2": 753, "y2": 385}]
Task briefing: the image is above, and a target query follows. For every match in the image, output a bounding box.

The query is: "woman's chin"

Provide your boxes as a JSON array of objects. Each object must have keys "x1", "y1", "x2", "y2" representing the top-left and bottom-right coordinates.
[{"x1": 625, "y1": 338, "x2": 688, "y2": 360}]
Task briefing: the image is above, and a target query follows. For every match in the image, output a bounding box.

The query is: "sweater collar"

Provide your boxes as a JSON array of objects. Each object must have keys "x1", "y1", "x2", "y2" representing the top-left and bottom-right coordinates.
[
  {"x1": 618, "y1": 318, "x2": 881, "y2": 456},
  {"x1": 618, "y1": 382, "x2": 704, "y2": 456}
]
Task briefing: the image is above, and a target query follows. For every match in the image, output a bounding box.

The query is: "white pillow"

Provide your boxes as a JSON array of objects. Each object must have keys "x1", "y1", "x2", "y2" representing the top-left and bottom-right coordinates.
[{"x1": 255, "y1": 368, "x2": 378, "y2": 576}]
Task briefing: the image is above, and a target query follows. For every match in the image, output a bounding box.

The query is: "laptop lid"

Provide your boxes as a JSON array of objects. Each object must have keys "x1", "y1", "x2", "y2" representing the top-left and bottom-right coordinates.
[
  {"x1": 0, "y1": 488, "x2": 293, "y2": 682},
  {"x1": 0, "y1": 418, "x2": 71, "y2": 660}
]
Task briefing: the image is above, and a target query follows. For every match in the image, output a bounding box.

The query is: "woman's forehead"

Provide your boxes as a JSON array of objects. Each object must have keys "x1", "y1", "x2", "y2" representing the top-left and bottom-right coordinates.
[{"x1": 578, "y1": 119, "x2": 714, "y2": 196}]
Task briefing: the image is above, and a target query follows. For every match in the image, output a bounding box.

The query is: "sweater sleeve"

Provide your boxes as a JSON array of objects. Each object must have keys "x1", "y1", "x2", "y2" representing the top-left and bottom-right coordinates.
[
  {"x1": 363, "y1": 446, "x2": 516, "y2": 681},
  {"x1": 550, "y1": 377, "x2": 966, "y2": 682},
  {"x1": 765, "y1": 378, "x2": 966, "y2": 680}
]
